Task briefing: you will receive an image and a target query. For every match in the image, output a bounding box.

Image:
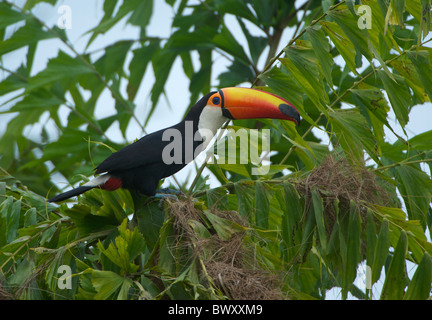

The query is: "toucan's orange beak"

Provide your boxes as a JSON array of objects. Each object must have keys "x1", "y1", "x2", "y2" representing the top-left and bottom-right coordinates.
[{"x1": 219, "y1": 87, "x2": 300, "y2": 125}]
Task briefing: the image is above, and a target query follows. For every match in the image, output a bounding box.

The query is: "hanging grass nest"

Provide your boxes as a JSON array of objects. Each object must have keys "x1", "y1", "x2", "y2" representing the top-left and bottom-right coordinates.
[
  {"x1": 165, "y1": 198, "x2": 286, "y2": 300},
  {"x1": 296, "y1": 154, "x2": 398, "y2": 232}
]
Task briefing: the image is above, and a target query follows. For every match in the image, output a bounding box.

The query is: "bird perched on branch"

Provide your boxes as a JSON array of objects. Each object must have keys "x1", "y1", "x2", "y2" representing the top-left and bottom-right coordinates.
[{"x1": 48, "y1": 87, "x2": 300, "y2": 202}]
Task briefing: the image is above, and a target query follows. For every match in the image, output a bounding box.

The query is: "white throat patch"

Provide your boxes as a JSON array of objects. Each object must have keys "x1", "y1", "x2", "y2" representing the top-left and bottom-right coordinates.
[{"x1": 198, "y1": 106, "x2": 229, "y2": 149}]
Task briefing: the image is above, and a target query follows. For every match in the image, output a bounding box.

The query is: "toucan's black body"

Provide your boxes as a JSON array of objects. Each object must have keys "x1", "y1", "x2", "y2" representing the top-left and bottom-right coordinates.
[
  {"x1": 95, "y1": 92, "x2": 212, "y2": 196},
  {"x1": 47, "y1": 88, "x2": 300, "y2": 203}
]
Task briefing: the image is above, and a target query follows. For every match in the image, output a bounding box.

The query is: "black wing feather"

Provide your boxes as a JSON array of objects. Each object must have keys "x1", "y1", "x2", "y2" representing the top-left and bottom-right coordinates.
[
  {"x1": 95, "y1": 128, "x2": 167, "y2": 174},
  {"x1": 95, "y1": 92, "x2": 213, "y2": 177}
]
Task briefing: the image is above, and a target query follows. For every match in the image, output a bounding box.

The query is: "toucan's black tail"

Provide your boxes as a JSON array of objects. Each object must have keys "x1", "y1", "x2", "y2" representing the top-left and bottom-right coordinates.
[{"x1": 48, "y1": 186, "x2": 95, "y2": 202}]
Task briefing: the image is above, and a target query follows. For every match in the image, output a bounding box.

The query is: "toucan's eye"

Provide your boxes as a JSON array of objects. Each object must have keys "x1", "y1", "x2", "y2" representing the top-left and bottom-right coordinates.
[{"x1": 212, "y1": 96, "x2": 221, "y2": 105}]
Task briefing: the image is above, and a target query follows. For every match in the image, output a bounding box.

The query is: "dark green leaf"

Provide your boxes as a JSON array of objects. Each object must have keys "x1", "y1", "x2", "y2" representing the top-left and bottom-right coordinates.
[
  {"x1": 377, "y1": 70, "x2": 411, "y2": 129},
  {"x1": 371, "y1": 218, "x2": 390, "y2": 285},
  {"x1": 0, "y1": 2, "x2": 29, "y2": 30},
  {"x1": 320, "y1": 20, "x2": 357, "y2": 73},
  {"x1": 213, "y1": 24, "x2": 250, "y2": 66},
  {"x1": 255, "y1": 181, "x2": 270, "y2": 228},
  {"x1": 311, "y1": 189, "x2": 327, "y2": 252},
  {"x1": 306, "y1": 25, "x2": 334, "y2": 86},
  {"x1": 28, "y1": 51, "x2": 93, "y2": 90},
  {"x1": 404, "y1": 252, "x2": 432, "y2": 300},
  {"x1": 0, "y1": 20, "x2": 55, "y2": 56},
  {"x1": 406, "y1": 50, "x2": 432, "y2": 101},
  {"x1": 380, "y1": 231, "x2": 408, "y2": 300}
]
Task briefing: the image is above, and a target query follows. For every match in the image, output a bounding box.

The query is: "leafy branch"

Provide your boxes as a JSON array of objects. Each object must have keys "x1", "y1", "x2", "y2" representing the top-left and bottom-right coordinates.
[
  {"x1": 4, "y1": 0, "x2": 146, "y2": 135},
  {"x1": 252, "y1": 0, "x2": 346, "y2": 87}
]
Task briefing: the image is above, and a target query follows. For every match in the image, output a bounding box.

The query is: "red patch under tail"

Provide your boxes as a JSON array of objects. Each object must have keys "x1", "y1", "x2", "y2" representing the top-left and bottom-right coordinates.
[{"x1": 100, "y1": 177, "x2": 122, "y2": 191}]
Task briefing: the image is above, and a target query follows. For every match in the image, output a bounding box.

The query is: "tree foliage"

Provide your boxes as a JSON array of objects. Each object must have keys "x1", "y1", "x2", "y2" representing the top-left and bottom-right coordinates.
[{"x1": 0, "y1": 0, "x2": 432, "y2": 300}]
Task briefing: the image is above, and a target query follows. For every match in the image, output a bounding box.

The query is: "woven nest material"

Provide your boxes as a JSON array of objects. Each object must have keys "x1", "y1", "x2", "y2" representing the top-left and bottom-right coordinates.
[
  {"x1": 166, "y1": 198, "x2": 286, "y2": 300},
  {"x1": 296, "y1": 154, "x2": 396, "y2": 232}
]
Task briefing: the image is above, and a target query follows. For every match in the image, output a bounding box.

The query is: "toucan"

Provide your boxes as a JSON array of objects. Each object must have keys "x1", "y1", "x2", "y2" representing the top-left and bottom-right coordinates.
[{"x1": 48, "y1": 87, "x2": 300, "y2": 202}]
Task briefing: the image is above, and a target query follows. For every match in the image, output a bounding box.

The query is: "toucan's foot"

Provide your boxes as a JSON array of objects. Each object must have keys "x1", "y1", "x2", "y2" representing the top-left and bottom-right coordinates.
[
  {"x1": 154, "y1": 189, "x2": 182, "y2": 209},
  {"x1": 154, "y1": 193, "x2": 179, "y2": 201},
  {"x1": 155, "y1": 188, "x2": 182, "y2": 195}
]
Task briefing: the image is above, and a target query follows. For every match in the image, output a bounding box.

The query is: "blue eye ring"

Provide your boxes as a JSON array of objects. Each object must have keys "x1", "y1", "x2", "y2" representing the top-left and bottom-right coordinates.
[{"x1": 212, "y1": 96, "x2": 221, "y2": 105}]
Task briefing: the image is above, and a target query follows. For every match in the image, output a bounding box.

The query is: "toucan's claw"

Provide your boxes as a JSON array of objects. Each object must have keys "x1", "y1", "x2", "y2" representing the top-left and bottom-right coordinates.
[
  {"x1": 155, "y1": 193, "x2": 178, "y2": 209},
  {"x1": 155, "y1": 187, "x2": 182, "y2": 195},
  {"x1": 154, "y1": 188, "x2": 182, "y2": 209}
]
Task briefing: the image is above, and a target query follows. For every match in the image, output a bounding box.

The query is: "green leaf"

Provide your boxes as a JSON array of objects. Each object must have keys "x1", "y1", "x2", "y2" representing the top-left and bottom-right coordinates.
[
  {"x1": 342, "y1": 202, "x2": 361, "y2": 299},
  {"x1": 327, "y1": 6, "x2": 372, "y2": 61},
  {"x1": 419, "y1": 0, "x2": 431, "y2": 40},
  {"x1": 255, "y1": 181, "x2": 270, "y2": 228},
  {"x1": 166, "y1": 29, "x2": 215, "y2": 53},
  {"x1": 97, "y1": 235, "x2": 140, "y2": 274},
  {"x1": 258, "y1": 67, "x2": 308, "y2": 122},
  {"x1": 234, "y1": 181, "x2": 255, "y2": 220},
  {"x1": 408, "y1": 130, "x2": 432, "y2": 151},
  {"x1": 237, "y1": 18, "x2": 267, "y2": 65},
  {"x1": 214, "y1": 0, "x2": 257, "y2": 24},
  {"x1": 85, "y1": 0, "x2": 144, "y2": 48},
  {"x1": 149, "y1": 48, "x2": 176, "y2": 124},
  {"x1": 380, "y1": 231, "x2": 408, "y2": 300},
  {"x1": 128, "y1": 0, "x2": 153, "y2": 29},
  {"x1": 0, "y1": 182, "x2": 6, "y2": 196},
  {"x1": 406, "y1": 50, "x2": 432, "y2": 101},
  {"x1": 117, "y1": 219, "x2": 145, "y2": 261},
  {"x1": 280, "y1": 182, "x2": 303, "y2": 261},
  {"x1": 28, "y1": 51, "x2": 93, "y2": 90},
  {"x1": 391, "y1": 57, "x2": 429, "y2": 104},
  {"x1": 404, "y1": 252, "x2": 432, "y2": 300},
  {"x1": 65, "y1": 203, "x2": 117, "y2": 236},
  {"x1": 0, "y1": 2, "x2": 28, "y2": 30},
  {"x1": 377, "y1": 70, "x2": 411, "y2": 129},
  {"x1": 0, "y1": 19, "x2": 55, "y2": 56},
  {"x1": 157, "y1": 218, "x2": 176, "y2": 274},
  {"x1": 279, "y1": 120, "x2": 316, "y2": 169},
  {"x1": 281, "y1": 44, "x2": 328, "y2": 112},
  {"x1": 366, "y1": 209, "x2": 377, "y2": 272},
  {"x1": 371, "y1": 218, "x2": 390, "y2": 285},
  {"x1": 96, "y1": 40, "x2": 133, "y2": 78},
  {"x1": 395, "y1": 164, "x2": 432, "y2": 225},
  {"x1": 350, "y1": 86, "x2": 393, "y2": 145},
  {"x1": 136, "y1": 200, "x2": 164, "y2": 250},
  {"x1": 9, "y1": 89, "x2": 65, "y2": 112},
  {"x1": 8, "y1": 255, "x2": 35, "y2": 287},
  {"x1": 127, "y1": 41, "x2": 158, "y2": 100},
  {"x1": 311, "y1": 189, "x2": 327, "y2": 252},
  {"x1": 0, "y1": 197, "x2": 21, "y2": 245},
  {"x1": 306, "y1": 25, "x2": 334, "y2": 86},
  {"x1": 205, "y1": 187, "x2": 229, "y2": 210},
  {"x1": 386, "y1": 0, "x2": 406, "y2": 28},
  {"x1": 91, "y1": 270, "x2": 132, "y2": 300},
  {"x1": 0, "y1": 65, "x2": 28, "y2": 96},
  {"x1": 218, "y1": 59, "x2": 254, "y2": 87},
  {"x1": 99, "y1": 190, "x2": 130, "y2": 223},
  {"x1": 320, "y1": 20, "x2": 357, "y2": 74},
  {"x1": 330, "y1": 109, "x2": 377, "y2": 162},
  {"x1": 213, "y1": 24, "x2": 250, "y2": 67},
  {"x1": 202, "y1": 209, "x2": 244, "y2": 241}
]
